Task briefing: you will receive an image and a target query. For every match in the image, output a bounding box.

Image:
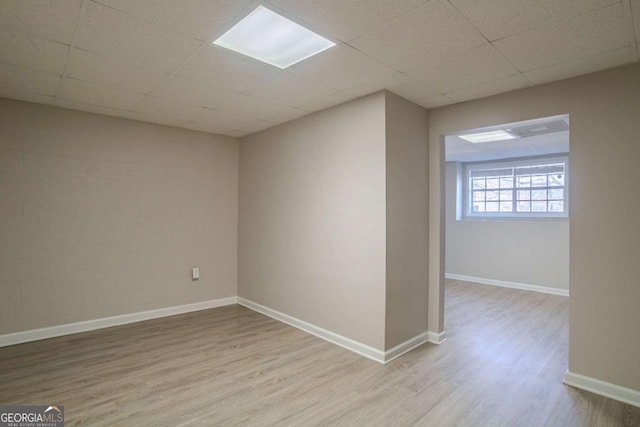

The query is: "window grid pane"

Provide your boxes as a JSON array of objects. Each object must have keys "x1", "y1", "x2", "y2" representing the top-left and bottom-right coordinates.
[{"x1": 468, "y1": 160, "x2": 567, "y2": 217}]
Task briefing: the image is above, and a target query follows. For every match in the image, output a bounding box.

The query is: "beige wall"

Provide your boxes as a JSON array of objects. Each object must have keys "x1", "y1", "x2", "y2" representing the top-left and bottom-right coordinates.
[
  {"x1": 429, "y1": 63, "x2": 640, "y2": 391},
  {"x1": 239, "y1": 92, "x2": 388, "y2": 350},
  {"x1": 385, "y1": 92, "x2": 429, "y2": 349},
  {"x1": 0, "y1": 99, "x2": 239, "y2": 335},
  {"x1": 445, "y1": 162, "x2": 569, "y2": 290}
]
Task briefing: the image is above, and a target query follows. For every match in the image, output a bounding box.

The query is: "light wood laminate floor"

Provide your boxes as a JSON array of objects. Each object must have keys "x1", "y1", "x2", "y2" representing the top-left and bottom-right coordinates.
[{"x1": 1, "y1": 280, "x2": 638, "y2": 426}]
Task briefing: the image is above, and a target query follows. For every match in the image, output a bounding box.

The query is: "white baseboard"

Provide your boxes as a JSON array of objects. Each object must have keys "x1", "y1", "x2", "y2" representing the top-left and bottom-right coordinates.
[
  {"x1": 564, "y1": 371, "x2": 640, "y2": 408},
  {"x1": 384, "y1": 332, "x2": 430, "y2": 363},
  {"x1": 427, "y1": 330, "x2": 447, "y2": 344},
  {"x1": 0, "y1": 297, "x2": 238, "y2": 348},
  {"x1": 238, "y1": 297, "x2": 433, "y2": 364},
  {"x1": 445, "y1": 273, "x2": 569, "y2": 297},
  {"x1": 237, "y1": 297, "x2": 386, "y2": 363}
]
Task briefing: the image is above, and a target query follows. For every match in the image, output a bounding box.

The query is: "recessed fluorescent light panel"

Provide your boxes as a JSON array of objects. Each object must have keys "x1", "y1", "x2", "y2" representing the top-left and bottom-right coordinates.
[
  {"x1": 213, "y1": 5, "x2": 336, "y2": 69},
  {"x1": 459, "y1": 130, "x2": 518, "y2": 144}
]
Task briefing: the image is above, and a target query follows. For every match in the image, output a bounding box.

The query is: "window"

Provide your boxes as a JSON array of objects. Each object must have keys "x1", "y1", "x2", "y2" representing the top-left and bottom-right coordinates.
[{"x1": 464, "y1": 156, "x2": 568, "y2": 219}]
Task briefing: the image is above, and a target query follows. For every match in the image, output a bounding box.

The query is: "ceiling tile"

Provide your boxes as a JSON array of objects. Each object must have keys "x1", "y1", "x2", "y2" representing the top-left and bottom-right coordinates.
[
  {"x1": 65, "y1": 48, "x2": 169, "y2": 94},
  {"x1": 328, "y1": 71, "x2": 436, "y2": 103},
  {"x1": 123, "y1": 111, "x2": 184, "y2": 129},
  {"x1": 181, "y1": 121, "x2": 234, "y2": 136},
  {"x1": 176, "y1": 45, "x2": 339, "y2": 108},
  {"x1": 0, "y1": 0, "x2": 82, "y2": 44},
  {"x1": 92, "y1": 0, "x2": 253, "y2": 41},
  {"x1": 240, "y1": 76, "x2": 338, "y2": 111},
  {"x1": 130, "y1": 95, "x2": 218, "y2": 123},
  {"x1": 449, "y1": 0, "x2": 619, "y2": 42},
  {"x1": 0, "y1": 29, "x2": 68, "y2": 75},
  {"x1": 175, "y1": 44, "x2": 282, "y2": 93},
  {"x1": 293, "y1": 90, "x2": 354, "y2": 113},
  {"x1": 214, "y1": 92, "x2": 293, "y2": 120},
  {"x1": 444, "y1": 74, "x2": 529, "y2": 103},
  {"x1": 632, "y1": 0, "x2": 640, "y2": 44},
  {"x1": 0, "y1": 63, "x2": 60, "y2": 96},
  {"x1": 73, "y1": 1, "x2": 201, "y2": 73},
  {"x1": 523, "y1": 47, "x2": 635, "y2": 85},
  {"x1": 411, "y1": 93, "x2": 456, "y2": 109},
  {"x1": 350, "y1": 0, "x2": 485, "y2": 73},
  {"x1": 264, "y1": 0, "x2": 427, "y2": 42},
  {"x1": 227, "y1": 130, "x2": 248, "y2": 138},
  {"x1": 261, "y1": 107, "x2": 310, "y2": 126},
  {"x1": 0, "y1": 86, "x2": 55, "y2": 105},
  {"x1": 406, "y1": 44, "x2": 518, "y2": 93},
  {"x1": 493, "y1": 4, "x2": 629, "y2": 72},
  {"x1": 287, "y1": 44, "x2": 397, "y2": 91},
  {"x1": 53, "y1": 98, "x2": 132, "y2": 119},
  {"x1": 382, "y1": 74, "x2": 441, "y2": 104},
  {"x1": 56, "y1": 77, "x2": 145, "y2": 110},
  {"x1": 151, "y1": 75, "x2": 238, "y2": 108}
]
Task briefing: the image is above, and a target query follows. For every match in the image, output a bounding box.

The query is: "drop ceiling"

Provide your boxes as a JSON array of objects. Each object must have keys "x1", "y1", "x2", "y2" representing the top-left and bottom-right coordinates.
[
  {"x1": 1, "y1": 0, "x2": 638, "y2": 138},
  {"x1": 445, "y1": 115, "x2": 570, "y2": 162}
]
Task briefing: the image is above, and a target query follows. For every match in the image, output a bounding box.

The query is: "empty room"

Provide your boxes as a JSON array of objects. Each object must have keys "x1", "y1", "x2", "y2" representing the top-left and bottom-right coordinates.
[{"x1": 1, "y1": 1, "x2": 639, "y2": 426}]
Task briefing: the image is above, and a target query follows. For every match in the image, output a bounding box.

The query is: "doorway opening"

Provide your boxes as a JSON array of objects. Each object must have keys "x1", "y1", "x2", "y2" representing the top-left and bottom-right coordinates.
[{"x1": 442, "y1": 114, "x2": 570, "y2": 346}]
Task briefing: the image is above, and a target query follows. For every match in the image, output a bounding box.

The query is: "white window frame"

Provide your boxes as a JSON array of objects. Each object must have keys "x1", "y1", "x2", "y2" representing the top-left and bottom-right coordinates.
[{"x1": 462, "y1": 155, "x2": 569, "y2": 220}]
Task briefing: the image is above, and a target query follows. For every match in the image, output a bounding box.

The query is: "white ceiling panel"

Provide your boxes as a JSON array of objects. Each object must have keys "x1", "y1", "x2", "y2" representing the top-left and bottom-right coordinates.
[
  {"x1": 411, "y1": 93, "x2": 456, "y2": 109},
  {"x1": 175, "y1": 44, "x2": 282, "y2": 92},
  {"x1": 264, "y1": 0, "x2": 427, "y2": 43},
  {"x1": 261, "y1": 107, "x2": 309, "y2": 125},
  {"x1": 239, "y1": 76, "x2": 338, "y2": 111},
  {"x1": 92, "y1": 0, "x2": 253, "y2": 42},
  {"x1": 214, "y1": 92, "x2": 293, "y2": 120},
  {"x1": 57, "y1": 77, "x2": 145, "y2": 110},
  {"x1": 0, "y1": 1, "x2": 637, "y2": 137},
  {"x1": 54, "y1": 97, "x2": 134, "y2": 119},
  {"x1": 325, "y1": 71, "x2": 437, "y2": 105},
  {"x1": 150, "y1": 75, "x2": 239, "y2": 108},
  {"x1": 0, "y1": 86, "x2": 54, "y2": 106},
  {"x1": 181, "y1": 121, "x2": 234, "y2": 135},
  {"x1": 287, "y1": 44, "x2": 396, "y2": 91},
  {"x1": 524, "y1": 46, "x2": 635, "y2": 85},
  {"x1": 0, "y1": 29, "x2": 68, "y2": 75},
  {"x1": 131, "y1": 96, "x2": 215, "y2": 123},
  {"x1": 444, "y1": 74, "x2": 529, "y2": 103},
  {"x1": 0, "y1": 0, "x2": 82, "y2": 44},
  {"x1": 293, "y1": 90, "x2": 354, "y2": 113},
  {"x1": 633, "y1": 0, "x2": 640, "y2": 44},
  {"x1": 65, "y1": 48, "x2": 169, "y2": 94},
  {"x1": 176, "y1": 44, "x2": 338, "y2": 108},
  {"x1": 350, "y1": 0, "x2": 485, "y2": 73},
  {"x1": 449, "y1": 0, "x2": 619, "y2": 42},
  {"x1": 73, "y1": 1, "x2": 201, "y2": 73},
  {"x1": 379, "y1": 73, "x2": 441, "y2": 105},
  {"x1": 493, "y1": 4, "x2": 629, "y2": 72},
  {"x1": 406, "y1": 44, "x2": 518, "y2": 93},
  {"x1": 0, "y1": 63, "x2": 60, "y2": 96}
]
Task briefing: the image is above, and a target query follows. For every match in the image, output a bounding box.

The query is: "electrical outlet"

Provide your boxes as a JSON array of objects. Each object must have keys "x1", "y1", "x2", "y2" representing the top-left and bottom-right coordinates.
[{"x1": 192, "y1": 267, "x2": 199, "y2": 280}]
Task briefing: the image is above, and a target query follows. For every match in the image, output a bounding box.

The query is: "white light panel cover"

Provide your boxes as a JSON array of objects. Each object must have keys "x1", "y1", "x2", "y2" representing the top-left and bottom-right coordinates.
[
  {"x1": 459, "y1": 129, "x2": 518, "y2": 143},
  {"x1": 213, "y1": 6, "x2": 336, "y2": 69}
]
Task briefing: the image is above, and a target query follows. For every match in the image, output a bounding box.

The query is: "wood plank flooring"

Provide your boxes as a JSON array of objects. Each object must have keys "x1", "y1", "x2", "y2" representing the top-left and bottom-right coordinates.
[{"x1": 1, "y1": 280, "x2": 638, "y2": 426}]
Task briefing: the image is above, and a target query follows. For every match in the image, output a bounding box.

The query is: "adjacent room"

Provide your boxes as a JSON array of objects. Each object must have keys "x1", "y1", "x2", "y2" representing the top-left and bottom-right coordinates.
[{"x1": 1, "y1": 1, "x2": 639, "y2": 425}]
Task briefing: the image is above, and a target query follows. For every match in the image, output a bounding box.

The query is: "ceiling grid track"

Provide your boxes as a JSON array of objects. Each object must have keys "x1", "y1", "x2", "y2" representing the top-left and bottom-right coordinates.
[
  {"x1": 53, "y1": 0, "x2": 88, "y2": 99},
  {"x1": 621, "y1": 0, "x2": 639, "y2": 62},
  {"x1": 440, "y1": 0, "x2": 533, "y2": 87}
]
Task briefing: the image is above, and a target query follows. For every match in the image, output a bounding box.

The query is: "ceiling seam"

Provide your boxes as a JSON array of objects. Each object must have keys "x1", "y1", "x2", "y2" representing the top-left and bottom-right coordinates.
[
  {"x1": 440, "y1": 0, "x2": 533, "y2": 87},
  {"x1": 484, "y1": 1, "x2": 623, "y2": 44},
  {"x1": 621, "y1": 0, "x2": 639, "y2": 62},
  {"x1": 89, "y1": 0, "x2": 208, "y2": 43},
  {"x1": 53, "y1": 0, "x2": 88, "y2": 99}
]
